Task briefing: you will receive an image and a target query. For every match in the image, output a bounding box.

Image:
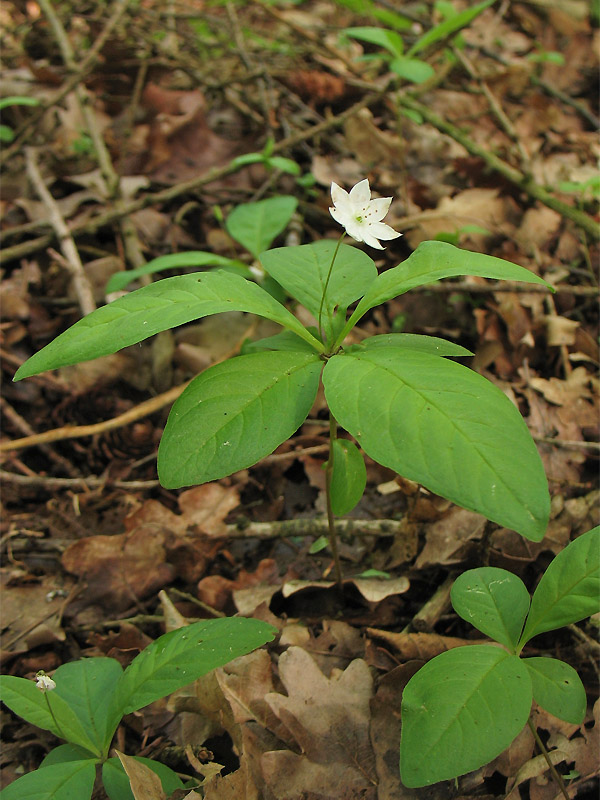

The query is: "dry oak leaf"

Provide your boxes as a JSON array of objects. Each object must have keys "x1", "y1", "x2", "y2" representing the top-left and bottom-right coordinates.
[
  {"x1": 262, "y1": 647, "x2": 377, "y2": 800},
  {"x1": 61, "y1": 527, "x2": 174, "y2": 612}
]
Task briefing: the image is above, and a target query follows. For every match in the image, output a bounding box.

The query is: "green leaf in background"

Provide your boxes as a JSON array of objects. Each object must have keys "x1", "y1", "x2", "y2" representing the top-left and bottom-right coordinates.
[
  {"x1": 0, "y1": 760, "x2": 96, "y2": 800},
  {"x1": 390, "y1": 56, "x2": 435, "y2": 83},
  {"x1": 260, "y1": 241, "x2": 377, "y2": 344},
  {"x1": 226, "y1": 195, "x2": 298, "y2": 258},
  {"x1": 41, "y1": 744, "x2": 98, "y2": 767},
  {"x1": 329, "y1": 438, "x2": 367, "y2": 515},
  {"x1": 519, "y1": 527, "x2": 600, "y2": 646},
  {"x1": 105, "y1": 252, "x2": 249, "y2": 293},
  {"x1": 336, "y1": 241, "x2": 553, "y2": 346},
  {"x1": 343, "y1": 26, "x2": 405, "y2": 57},
  {"x1": 0, "y1": 125, "x2": 15, "y2": 142},
  {"x1": 0, "y1": 676, "x2": 99, "y2": 755},
  {"x1": 242, "y1": 329, "x2": 318, "y2": 354},
  {"x1": 323, "y1": 348, "x2": 550, "y2": 541},
  {"x1": 358, "y1": 333, "x2": 473, "y2": 357},
  {"x1": 14, "y1": 271, "x2": 322, "y2": 380},
  {"x1": 451, "y1": 568, "x2": 530, "y2": 651},
  {"x1": 400, "y1": 645, "x2": 532, "y2": 787},
  {"x1": 158, "y1": 350, "x2": 322, "y2": 488},
  {"x1": 51, "y1": 658, "x2": 124, "y2": 753},
  {"x1": 115, "y1": 618, "x2": 277, "y2": 714},
  {"x1": 267, "y1": 156, "x2": 302, "y2": 175},
  {"x1": 407, "y1": 0, "x2": 495, "y2": 56},
  {"x1": 102, "y1": 757, "x2": 184, "y2": 800},
  {"x1": 0, "y1": 95, "x2": 41, "y2": 111},
  {"x1": 524, "y1": 657, "x2": 586, "y2": 724}
]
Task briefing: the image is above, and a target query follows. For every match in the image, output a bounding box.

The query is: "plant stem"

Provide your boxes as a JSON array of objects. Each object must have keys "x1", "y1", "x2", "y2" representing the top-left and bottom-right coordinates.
[
  {"x1": 317, "y1": 234, "x2": 345, "y2": 343},
  {"x1": 527, "y1": 717, "x2": 570, "y2": 800},
  {"x1": 325, "y1": 411, "x2": 344, "y2": 590},
  {"x1": 45, "y1": 693, "x2": 67, "y2": 742}
]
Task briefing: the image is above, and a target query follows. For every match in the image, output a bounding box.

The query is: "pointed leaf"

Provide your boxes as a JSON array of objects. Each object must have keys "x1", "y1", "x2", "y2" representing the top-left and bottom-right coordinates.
[
  {"x1": 323, "y1": 349, "x2": 549, "y2": 541},
  {"x1": 0, "y1": 760, "x2": 96, "y2": 800},
  {"x1": 0, "y1": 676, "x2": 99, "y2": 754},
  {"x1": 519, "y1": 527, "x2": 600, "y2": 646},
  {"x1": 158, "y1": 351, "x2": 322, "y2": 488},
  {"x1": 390, "y1": 56, "x2": 435, "y2": 83},
  {"x1": 51, "y1": 658, "x2": 123, "y2": 753},
  {"x1": 330, "y1": 438, "x2": 367, "y2": 515},
  {"x1": 337, "y1": 241, "x2": 553, "y2": 346},
  {"x1": 115, "y1": 618, "x2": 276, "y2": 714},
  {"x1": 260, "y1": 241, "x2": 377, "y2": 344},
  {"x1": 407, "y1": 0, "x2": 495, "y2": 56},
  {"x1": 226, "y1": 196, "x2": 297, "y2": 258},
  {"x1": 242, "y1": 330, "x2": 318, "y2": 354},
  {"x1": 14, "y1": 272, "x2": 322, "y2": 380},
  {"x1": 451, "y1": 568, "x2": 530, "y2": 650},
  {"x1": 400, "y1": 645, "x2": 532, "y2": 787},
  {"x1": 358, "y1": 333, "x2": 473, "y2": 357},
  {"x1": 105, "y1": 252, "x2": 249, "y2": 293},
  {"x1": 524, "y1": 657, "x2": 586, "y2": 724},
  {"x1": 344, "y1": 26, "x2": 405, "y2": 58}
]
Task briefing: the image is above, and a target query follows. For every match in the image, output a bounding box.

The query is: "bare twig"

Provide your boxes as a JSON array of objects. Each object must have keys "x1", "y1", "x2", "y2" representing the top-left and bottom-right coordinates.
[{"x1": 25, "y1": 148, "x2": 96, "y2": 316}]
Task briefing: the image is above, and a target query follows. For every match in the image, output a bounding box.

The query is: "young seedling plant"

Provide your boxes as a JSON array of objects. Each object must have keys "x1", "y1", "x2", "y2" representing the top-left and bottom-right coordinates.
[
  {"x1": 0, "y1": 618, "x2": 276, "y2": 799},
  {"x1": 400, "y1": 526, "x2": 600, "y2": 792},
  {"x1": 7, "y1": 177, "x2": 565, "y2": 791}
]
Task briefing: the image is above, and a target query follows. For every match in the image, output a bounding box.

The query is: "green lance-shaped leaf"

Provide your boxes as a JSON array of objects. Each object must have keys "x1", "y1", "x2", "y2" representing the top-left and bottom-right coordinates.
[
  {"x1": 343, "y1": 26, "x2": 405, "y2": 58},
  {"x1": 519, "y1": 527, "x2": 600, "y2": 647},
  {"x1": 335, "y1": 241, "x2": 553, "y2": 347},
  {"x1": 50, "y1": 658, "x2": 124, "y2": 754},
  {"x1": 226, "y1": 195, "x2": 298, "y2": 258},
  {"x1": 260, "y1": 241, "x2": 377, "y2": 345},
  {"x1": 158, "y1": 350, "x2": 322, "y2": 488},
  {"x1": 14, "y1": 271, "x2": 322, "y2": 381},
  {"x1": 524, "y1": 657, "x2": 586, "y2": 724},
  {"x1": 390, "y1": 56, "x2": 435, "y2": 84},
  {"x1": 357, "y1": 333, "x2": 473, "y2": 357},
  {"x1": 0, "y1": 759, "x2": 97, "y2": 800},
  {"x1": 0, "y1": 676, "x2": 99, "y2": 755},
  {"x1": 407, "y1": 0, "x2": 495, "y2": 56},
  {"x1": 105, "y1": 251, "x2": 250, "y2": 293},
  {"x1": 451, "y1": 568, "x2": 530, "y2": 651},
  {"x1": 329, "y1": 438, "x2": 367, "y2": 516},
  {"x1": 323, "y1": 349, "x2": 550, "y2": 541},
  {"x1": 113, "y1": 618, "x2": 277, "y2": 716},
  {"x1": 400, "y1": 645, "x2": 532, "y2": 787},
  {"x1": 41, "y1": 744, "x2": 99, "y2": 767}
]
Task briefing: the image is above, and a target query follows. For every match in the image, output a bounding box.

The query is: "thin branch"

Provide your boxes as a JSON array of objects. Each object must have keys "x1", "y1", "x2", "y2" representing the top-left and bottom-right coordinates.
[{"x1": 25, "y1": 148, "x2": 96, "y2": 316}]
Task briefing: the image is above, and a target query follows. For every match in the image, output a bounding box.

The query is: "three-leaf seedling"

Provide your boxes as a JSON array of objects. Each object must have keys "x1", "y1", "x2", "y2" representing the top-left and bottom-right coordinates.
[{"x1": 400, "y1": 527, "x2": 600, "y2": 787}]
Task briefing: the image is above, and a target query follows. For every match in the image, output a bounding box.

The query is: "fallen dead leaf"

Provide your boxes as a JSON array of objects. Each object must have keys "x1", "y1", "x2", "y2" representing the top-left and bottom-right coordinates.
[
  {"x1": 262, "y1": 647, "x2": 377, "y2": 800},
  {"x1": 414, "y1": 508, "x2": 487, "y2": 569},
  {"x1": 366, "y1": 629, "x2": 489, "y2": 661},
  {"x1": 115, "y1": 750, "x2": 166, "y2": 800}
]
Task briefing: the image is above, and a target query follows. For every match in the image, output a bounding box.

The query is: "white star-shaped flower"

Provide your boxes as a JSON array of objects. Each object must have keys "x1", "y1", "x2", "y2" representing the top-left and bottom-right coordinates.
[
  {"x1": 35, "y1": 672, "x2": 56, "y2": 692},
  {"x1": 329, "y1": 179, "x2": 402, "y2": 250}
]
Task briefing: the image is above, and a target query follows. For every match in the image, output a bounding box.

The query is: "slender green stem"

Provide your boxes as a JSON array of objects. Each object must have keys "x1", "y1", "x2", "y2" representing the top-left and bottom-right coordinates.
[
  {"x1": 325, "y1": 410, "x2": 343, "y2": 589},
  {"x1": 45, "y1": 692, "x2": 67, "y2": 742},
  {"x1": 527, "y1": 717, "x2": 570, "y2": 800},
  {"x1": 318, "y1": 233, "x2": 345, "y2": 344}
]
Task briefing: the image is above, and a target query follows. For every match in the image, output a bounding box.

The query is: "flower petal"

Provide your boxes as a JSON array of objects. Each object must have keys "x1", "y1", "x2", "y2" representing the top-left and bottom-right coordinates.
[
  {"x1": 369, "y1": 222, "x2": 402, "y2": 240},
  {"x1": 343, "y1": 218, "x2": 367, "y2": 242},
  {"x1": 329, "y1": 206, "x2": 351, "y2": 228},
  {"x1": 331, "y1": 182, "x2": 350, "y2": 208},
  {"x1": 361, "y1": 230, "x2": 384, "y2": 249},
  {"x1": 366, "y1": 196, "x2": 393, "y2": 221},
  {"x1": 348, "y1": 179, "x2": 371, "y2": 204}
]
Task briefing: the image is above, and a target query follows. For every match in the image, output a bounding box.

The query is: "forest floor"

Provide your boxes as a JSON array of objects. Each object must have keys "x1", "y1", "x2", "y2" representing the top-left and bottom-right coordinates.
[{"x1": 0, "y1": 0, "x2": 598, "y2": 798}]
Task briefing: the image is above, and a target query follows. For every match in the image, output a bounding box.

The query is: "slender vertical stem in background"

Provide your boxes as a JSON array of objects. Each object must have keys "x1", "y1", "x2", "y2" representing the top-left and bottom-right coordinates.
[
  {"x1": 44, "y1": 693, "x2": 67, "y2": 742},
  {"x1": 318, "y1": 233, "x2": 345, "y2": 343},
  {"x1": 325, "y1": 410, "x2": 343, "y2": 589},
  {"x1": 527, "y1": 718, "x2": 570, "y2": 800}
]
